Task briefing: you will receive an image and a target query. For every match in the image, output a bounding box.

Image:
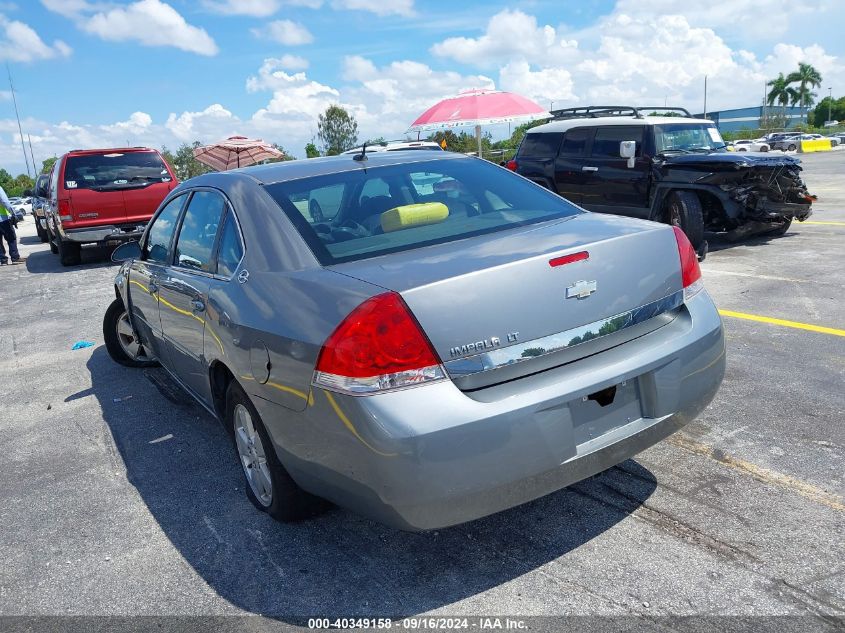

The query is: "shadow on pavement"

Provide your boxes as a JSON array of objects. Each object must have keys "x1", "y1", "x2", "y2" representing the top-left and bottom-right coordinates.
[
  {"x1": 85, "y1": 346, "x2": 657, "y2": 620},
  {"x1": 25, "y1": 246, "x2": 117, "y2": 274},
  {"x1": 705, "y1": 230, "x2": 796, "y2": 254}
]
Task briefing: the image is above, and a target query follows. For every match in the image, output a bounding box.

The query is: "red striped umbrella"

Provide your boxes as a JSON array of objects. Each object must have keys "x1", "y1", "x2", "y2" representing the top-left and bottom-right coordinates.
[{"x1": 192, "y1": 135, "x2": 284, "y2": 171}]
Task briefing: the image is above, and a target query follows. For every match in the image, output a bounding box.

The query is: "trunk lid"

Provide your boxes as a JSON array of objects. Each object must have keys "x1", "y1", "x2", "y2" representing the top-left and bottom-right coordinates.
[
  {"x1": 331, "y1": 213, "x2": 684, "y2": 388},
  {"x1": 65, "y1": 188, "x2": 128, "y2": 227}
]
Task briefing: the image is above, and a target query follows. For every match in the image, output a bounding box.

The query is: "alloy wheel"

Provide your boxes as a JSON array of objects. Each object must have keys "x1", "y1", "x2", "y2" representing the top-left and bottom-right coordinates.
[
  {"x1": 115, "y1": 311, "x2": 152, "y2": 362},
  {"x1": 234, "y1": 403, "x2": 273, "y2": 507}
]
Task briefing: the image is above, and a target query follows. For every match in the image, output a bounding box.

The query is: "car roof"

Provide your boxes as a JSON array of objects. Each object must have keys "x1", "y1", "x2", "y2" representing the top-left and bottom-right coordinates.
[
  {"x1": 65, "y1": 147, "x2": 159, "y2": 156},
  {"x1": 186, "y1": 149, "x2": 471, "y2": 187},
  {"x1": 527, "y1": 115, "x2": 715, "y2": 134}
]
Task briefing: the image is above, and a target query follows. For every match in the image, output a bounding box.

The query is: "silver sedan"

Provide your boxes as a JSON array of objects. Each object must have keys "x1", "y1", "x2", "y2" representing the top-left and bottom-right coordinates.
[{"x1": 104, "y1": 151, "x2": 725, "y2": 530}]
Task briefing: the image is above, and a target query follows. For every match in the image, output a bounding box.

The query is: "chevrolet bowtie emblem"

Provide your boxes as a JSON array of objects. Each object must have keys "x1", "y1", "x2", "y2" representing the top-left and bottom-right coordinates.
[{"x1": 566, "y1": 280, "x2": 597, "y2": 299}]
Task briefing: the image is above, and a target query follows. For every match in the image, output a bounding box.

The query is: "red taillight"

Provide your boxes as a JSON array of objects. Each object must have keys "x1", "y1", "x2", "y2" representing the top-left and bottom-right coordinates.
[
  {"x1": 672, "y1": 226, "x2": 703, "y2": 300},
  {"x1": 313, "y1": 292, "x2": 445, "y2": 395},
  {"x1": 549, "y1": 251, "x2": 589, "y2": 267},
  {"x1": 506, "y1": 159, "x2": 517, "y2": 171},
  {"x1": 58, "y1": 198, "x2": 73, "y2": 223}
]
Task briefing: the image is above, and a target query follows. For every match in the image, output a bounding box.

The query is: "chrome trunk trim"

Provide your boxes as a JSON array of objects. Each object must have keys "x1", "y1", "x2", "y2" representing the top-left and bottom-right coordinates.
[{"x1": 444, "y1": 290, "x2": 685, "y2": 378}]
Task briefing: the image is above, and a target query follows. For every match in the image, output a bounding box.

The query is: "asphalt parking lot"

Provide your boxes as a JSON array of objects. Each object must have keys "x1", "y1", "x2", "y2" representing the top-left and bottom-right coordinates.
[{"x1": 1, "y1": 152, "x2": 843, "y2": 628}]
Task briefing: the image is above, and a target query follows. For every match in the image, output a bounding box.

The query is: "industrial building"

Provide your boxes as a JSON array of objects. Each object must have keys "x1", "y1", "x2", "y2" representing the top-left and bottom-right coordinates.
[{"x1": 694, "y1": 105, "x2": 804, "y2": 132}]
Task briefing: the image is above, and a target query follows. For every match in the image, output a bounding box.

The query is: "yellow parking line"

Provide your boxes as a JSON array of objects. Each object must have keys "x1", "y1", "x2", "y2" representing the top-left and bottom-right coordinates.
[
  {"x1": 801, "y1": 221, "x2": 845, "y2": 226},
  {"x1": 719, "y1": 310, "x2": 845, "y2": 337}
]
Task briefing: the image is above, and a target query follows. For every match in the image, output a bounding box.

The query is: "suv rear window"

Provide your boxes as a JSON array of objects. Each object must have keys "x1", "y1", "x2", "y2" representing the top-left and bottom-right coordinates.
[
  {"x1": 266, "y1": 158, "x2": 582, "y2": 265},
  {"x1": 64, "y1": 151, "x2": 171, "y2": 191},
  {"x1": 517, "y1": 133, "x2": 564, "y2": 159}
]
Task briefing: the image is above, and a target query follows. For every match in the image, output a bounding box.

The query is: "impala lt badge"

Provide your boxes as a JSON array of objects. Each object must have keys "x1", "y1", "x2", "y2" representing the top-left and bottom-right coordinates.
[{"x1": 567, "y1": 280, "x2": 597, "y2": 299}]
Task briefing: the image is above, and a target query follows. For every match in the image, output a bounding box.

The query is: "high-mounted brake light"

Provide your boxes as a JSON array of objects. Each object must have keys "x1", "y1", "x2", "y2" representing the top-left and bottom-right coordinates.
[
  {"x1": 672, "y1": 226, "x2": 703, "y2": 301},
  {"x1": 506, "y1": 159, "x2": 517, "y2": 171},
  {"x1": 549, "y1": 251, "x2": 589, "y2": 267},
  {"x1": 313, "y1": 292, "x2": 446, "y2": 395}
]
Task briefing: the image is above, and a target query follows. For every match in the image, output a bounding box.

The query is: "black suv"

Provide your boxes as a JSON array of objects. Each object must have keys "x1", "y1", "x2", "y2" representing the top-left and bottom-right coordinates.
[{"x1": 512, "y1": 106, "x2": 813, "y2": 249}]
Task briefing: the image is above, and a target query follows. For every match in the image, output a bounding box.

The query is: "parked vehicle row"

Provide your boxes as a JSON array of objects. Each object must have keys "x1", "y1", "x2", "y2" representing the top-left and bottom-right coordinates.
[
  {"x1": 510, "y1": 106, "x2": 813, "y2": 249},
  {"x1": 102, "y1": 148, "x2": 726, "y2": 530}
]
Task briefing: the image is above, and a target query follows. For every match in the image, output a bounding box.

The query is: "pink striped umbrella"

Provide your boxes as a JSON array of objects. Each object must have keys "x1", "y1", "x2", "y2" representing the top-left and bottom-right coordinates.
[
  {"x1": 407, "y1": 89, "x2": 551, "y2": 157},
  {"x1": 193, "y1": 135, "x2": 284, "y2": 171}
]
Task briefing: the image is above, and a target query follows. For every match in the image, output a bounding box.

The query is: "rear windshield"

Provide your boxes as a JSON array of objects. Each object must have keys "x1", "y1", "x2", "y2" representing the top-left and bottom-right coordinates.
[
  {"x1": 64, "y1": 152, "x2": 171, "y2": 191},
  {"x1": 265, "y1": 158, "x2": 582, "y2": 265}
]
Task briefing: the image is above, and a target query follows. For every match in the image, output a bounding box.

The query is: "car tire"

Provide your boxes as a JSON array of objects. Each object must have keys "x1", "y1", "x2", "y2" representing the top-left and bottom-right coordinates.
[
  {"x1": 226, "y1": 381, "x2": 321, "y2": 522},
  {"x1": 36, "y1": 221, "x2": 48, "y2": 243},
  {"x1": 787, "y1": 144, "x2": 797, "y2": 151},
  {"x1": 103, "y1": 298, "x2": 159, "y2": 367},
  {"x1": 770, "y1": 218, "x2": 792, "y2": 236},
  {"x1": 58, "y1": 237, "x2": 81, "y2": 266},
  {"x1": 665, "y1": 190, "x2": 705, "y2": 249},
  {"x1": 760, "y1": 146, "x2": 769, "y2": 152},
  {"x1": 46, "y1": 224, "x2": 59, "y2": 254}
]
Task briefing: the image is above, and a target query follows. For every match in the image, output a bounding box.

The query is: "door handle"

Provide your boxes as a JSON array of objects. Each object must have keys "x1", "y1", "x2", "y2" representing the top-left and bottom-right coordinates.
[
  {"x1": 581, "y1": 166, "x2": 599, "y2": 172},
  {"x1": 191, "y1": 298, "x2": 206, "y2": 313},
  {"x1": 148, "y1": 280, "x2": 158, "y2": 294}
]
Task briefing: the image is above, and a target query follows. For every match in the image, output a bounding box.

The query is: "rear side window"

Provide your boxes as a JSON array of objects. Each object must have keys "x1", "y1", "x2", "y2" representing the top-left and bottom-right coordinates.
[
  {"x1": 145, "y1": 195, "x2": 185, "y2": 263},
  {"x1": 174, "y1": 191, "x2": 226, "y2": 272},
  {"x1": 517, "y1": 133, "x2": 564, "y2": 159},
  {"x1": 591, "y1": 126, "x2": 645, "y2": 157},
  {"x1": 265, "y1": 158, "x2": 582, "y2": 265},
  {"x1": 215, "y1": 212, "x2": 244, "y2": 277},
  {"x1": 63, "y1": 151, "x2": 171, "y2": 191},
  {"x1": 559, "y1": 128, "x2": 592, "y2": 156}
]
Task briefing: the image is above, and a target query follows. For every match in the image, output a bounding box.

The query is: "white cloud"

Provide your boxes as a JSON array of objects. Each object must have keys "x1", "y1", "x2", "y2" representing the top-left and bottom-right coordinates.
[
  {"x1": 0, "y1": 14, "x2": 73, "y2": 62},
  {"x1": 431, "y1": 10, "x2": 577, "y2": 69},
  {"x1": 200, "y1": 0, "x2": 281, "y2": 16},
  {"x1": 50, "y1": 0, "x2": 218, "y2": 56},
  {"x1": 252, "y1": 19, "x2": 313, "y2": 46},
  {"x1": 331, "y1": 0, "x2": 414, "y2": 17},
  {"x1": 166, "y1": 104, "x2": 238, "y2": 142},
  {"x1": 274, "y1": 54, "x2": 309, "y2": 71},
  {"x1": 499, "y1": 61, "x2": 575, "y2": 106}
]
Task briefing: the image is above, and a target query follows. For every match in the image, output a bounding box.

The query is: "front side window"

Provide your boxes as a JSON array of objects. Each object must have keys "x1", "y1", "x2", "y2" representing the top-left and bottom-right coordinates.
[
  {"x1": 559, "y1": 128, "x2": 592, "y2": 156},
  {"x1": 144, "y1": 195, "x2": 185, "y2": 263},
  {"x1": 215, "y1": 212, "x2": 244, "y2": 277},
  {"x1": 591, "y1": 126, "x2": 645, "y2": 157},
  {"x1": 266, "y1": 158, "x2": 583, "y2": 265},
  {"x1": 174, "y1": 191, "x2": 225, "y2": 272}
]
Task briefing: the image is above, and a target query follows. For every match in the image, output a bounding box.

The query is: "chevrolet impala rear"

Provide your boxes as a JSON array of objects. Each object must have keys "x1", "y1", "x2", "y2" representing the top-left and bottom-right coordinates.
[{"x1": 257, "y1": 154, "x2": 726, "y2": 530}]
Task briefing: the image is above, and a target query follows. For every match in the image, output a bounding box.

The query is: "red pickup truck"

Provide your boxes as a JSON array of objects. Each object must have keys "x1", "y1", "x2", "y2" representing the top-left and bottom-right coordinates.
[{"x1": 45, "y1": 147, "x2": 179, "y2": 266}]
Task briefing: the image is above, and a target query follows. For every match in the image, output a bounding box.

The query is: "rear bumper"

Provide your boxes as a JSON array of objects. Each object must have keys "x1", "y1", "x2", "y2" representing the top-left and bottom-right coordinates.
[
  {"x1": 259, "y1": 290, "x2": 725, "y2": 531},
  {"x1": 59, "y1": 223, "x2": 146, "y2": 244}
]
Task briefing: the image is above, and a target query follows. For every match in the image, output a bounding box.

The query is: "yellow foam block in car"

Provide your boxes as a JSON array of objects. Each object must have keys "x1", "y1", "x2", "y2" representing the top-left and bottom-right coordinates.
[{"x1": 381, "y1": 202, "x2": 449, "y2": 233}]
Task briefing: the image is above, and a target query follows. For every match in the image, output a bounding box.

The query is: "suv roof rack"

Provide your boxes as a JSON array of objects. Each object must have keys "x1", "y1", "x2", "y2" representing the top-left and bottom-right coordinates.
[{"x1": 550, "y1": 106, "x2": 693, "y2": 120}]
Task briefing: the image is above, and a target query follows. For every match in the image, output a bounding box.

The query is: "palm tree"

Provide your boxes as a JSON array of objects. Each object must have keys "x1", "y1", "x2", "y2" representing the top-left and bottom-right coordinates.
[
  {"x1": 767, "y1": 73, "x2": 792, "y2": 124},
  {"x1": 786, "y1": 62, "x2": 823, "y2": 124}
]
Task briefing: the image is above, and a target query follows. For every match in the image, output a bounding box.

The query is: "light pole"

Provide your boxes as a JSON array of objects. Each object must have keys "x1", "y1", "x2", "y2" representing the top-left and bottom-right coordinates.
[{"x1": 829, "y1": 87, "x2": 833, "y2": 125}]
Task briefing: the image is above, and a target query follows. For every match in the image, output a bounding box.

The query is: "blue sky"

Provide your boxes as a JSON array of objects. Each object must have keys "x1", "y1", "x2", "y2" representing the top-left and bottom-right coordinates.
[{"x1": 1, "y1": 0, "x2": 842, "y2": 174}]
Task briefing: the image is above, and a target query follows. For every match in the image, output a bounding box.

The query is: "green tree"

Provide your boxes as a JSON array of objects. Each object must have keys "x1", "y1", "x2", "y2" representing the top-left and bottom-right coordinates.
[
  {"x1": 317, "y1": 105, "x2": 359, "y2": 155},
  {"x1": 811, "y1": 96, "x2": 845, "y2": 125},
  {"x1": 265, "y1": 143, "x2": 295, "y2": 163},
  {"x1": 786, "y1": 62, "x2": 823, "y2": 124},
  {"x1": 169, "y1": 141, "x2": 213, "y2": 181},
  {"x1": 41, "y1": 156, "x2": 57, "y2": 174},
  {"x1": 767, "y1": 73, "x2": 794, "y2": 124},
  {"x1": 305, "y1": 142, "x2": 320, "y2": 158}
]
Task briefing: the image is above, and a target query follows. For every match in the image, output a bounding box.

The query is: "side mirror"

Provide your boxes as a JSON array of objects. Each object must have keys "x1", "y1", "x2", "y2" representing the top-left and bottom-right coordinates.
[
  {"x1": 619, "y1": 141, "x2": 636, "y2": 168},
  {"x1": 111, "y1": 240, "x2": 141, "y2": 263}
]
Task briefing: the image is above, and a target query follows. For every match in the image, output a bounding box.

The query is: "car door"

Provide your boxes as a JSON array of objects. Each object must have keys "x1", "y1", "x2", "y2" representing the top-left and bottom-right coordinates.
[
  {"x1": 553, "y1": 127, "x2": 593, "y2": 204},
  {"x1": 157, "y1": 189, "x2": 227, "y2": 404},
  {"x1": 578, "y1": 125, "x2": 651, "y2": 216},
  {"x1": 128, "y1": 194, "x2": 187, "y2": 364}
]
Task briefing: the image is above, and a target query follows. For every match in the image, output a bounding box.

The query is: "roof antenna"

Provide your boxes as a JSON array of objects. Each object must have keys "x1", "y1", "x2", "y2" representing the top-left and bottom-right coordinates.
[
  {"x1": 353, "y1": 139, "x2": 388, "y2": 162},
  {"x1": 353, "y1": 141, "x2": 369, "y2": 162}
]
